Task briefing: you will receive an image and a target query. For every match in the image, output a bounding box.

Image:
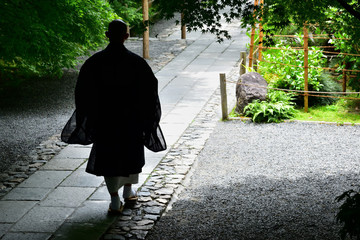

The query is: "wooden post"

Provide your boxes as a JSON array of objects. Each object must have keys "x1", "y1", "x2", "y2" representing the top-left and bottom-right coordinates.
[
  {"x1": 342, "y1": 61, "x2": 347, "y2": 92},
  {"x1": 249, "y1": 0, "x2": 259, "y2": 68},
  {"x1": 303, "y1": 25, "x2": 309, "y2": 113},
  {"x1": 258, "y1": 0, "x2": 264, "y2": 62},
  {"x1": 181, "y1": 12, "x2": 186, "y2": 39},
  {"x1": 240, "y1": 52, "x2": 247, "y2": 76},
  {"x1": 142, "y1": 0, "x2": 150, "y2": 59},
  {"x1": 220, "y1": 73, "x2": 228, "y2": 120}
]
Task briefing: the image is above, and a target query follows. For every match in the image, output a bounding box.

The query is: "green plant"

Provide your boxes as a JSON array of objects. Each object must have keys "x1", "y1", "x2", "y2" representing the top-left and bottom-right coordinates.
[
  {"x1": 229, "y1": 107, "x2": 242, "y2": 118},
  {"x1": 0, "y1": 0, "x2": 117, "y2": 81},
  {"x1": 330, "y1": 31, "x2": 360, "y2": 92},
  {"x1": 259, "y1": 43, "x2": 326, "y2": 92},
  {"x1": 109, "y1": 0, "x2": 157, "y2": 36},
  {"x1": 244, "y1": 91, "x2": 297, "y2": 123},
  {"x1": 336, "y1": 188, "x2": 360, "y2": 240}
]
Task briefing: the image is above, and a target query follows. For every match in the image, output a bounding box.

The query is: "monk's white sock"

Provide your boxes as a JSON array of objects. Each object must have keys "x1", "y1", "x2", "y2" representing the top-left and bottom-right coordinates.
[
  {"x1": 123, "y1": 186, "x2": 136, "y2": 198},
  {"x1": 110, "y1": 195, "x2": 121, "y2": 210}
]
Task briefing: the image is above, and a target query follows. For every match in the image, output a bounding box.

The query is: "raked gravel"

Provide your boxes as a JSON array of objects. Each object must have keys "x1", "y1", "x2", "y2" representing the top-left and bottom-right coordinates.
[{"x1": 146, "y1": 121, "x2": 360, "y2": 240}]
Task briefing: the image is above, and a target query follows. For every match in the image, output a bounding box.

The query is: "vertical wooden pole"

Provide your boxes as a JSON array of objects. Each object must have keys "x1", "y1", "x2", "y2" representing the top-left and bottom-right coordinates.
[
  {"x1": 181, "y1": 12, "x2": 186, "y2": 39},
  {"x1": 240, "y1": 52, "x2": 247, "y2": 76},
  {"x1": 142, "y1": 0, "x2": 150, "y2": 59},
  {"x1": 303, "y1": 25, "x2": 309, "y2": 113},
  {"x1": 249, "y1": 0, "x2": 259, "y2": 68},
  {"x1": 258, "y1": 0, "x2": 264, "y2": 62},
  {"x1": 342, "y1": 61, "x2": 347, "y2": 92},
  {"x1": 220, "y1": 73, "x2": 228, "y2": 120}
]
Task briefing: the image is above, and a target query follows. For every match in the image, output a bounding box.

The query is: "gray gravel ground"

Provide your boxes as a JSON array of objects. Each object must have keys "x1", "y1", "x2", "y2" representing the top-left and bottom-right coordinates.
[
  {"x1": 147, "y1": 121, "x2": 360, "y2": 240},
  {"x1": 0, "y1": 17, "x2": 185, "y2": 173}
]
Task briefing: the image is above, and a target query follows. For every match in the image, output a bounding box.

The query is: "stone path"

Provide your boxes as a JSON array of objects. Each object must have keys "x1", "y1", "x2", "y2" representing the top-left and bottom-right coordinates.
[{"x1": 0, "y1": 19, "x2": 248, "y2": 240}]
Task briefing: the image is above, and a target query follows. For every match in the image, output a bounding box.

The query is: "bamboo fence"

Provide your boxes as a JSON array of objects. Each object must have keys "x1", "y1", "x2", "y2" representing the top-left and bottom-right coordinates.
[{"x1": 247, "y1": 0, "x2": 360, "y2": 112}]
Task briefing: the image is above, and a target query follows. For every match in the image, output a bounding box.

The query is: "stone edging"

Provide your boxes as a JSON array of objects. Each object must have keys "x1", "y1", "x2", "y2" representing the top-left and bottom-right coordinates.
[
  {"x1": 100, "y1": 84, "x2": 223, "y2": 240},
  {"x1": 0, "y1": 135, "x2": 68, "y2": 199}
]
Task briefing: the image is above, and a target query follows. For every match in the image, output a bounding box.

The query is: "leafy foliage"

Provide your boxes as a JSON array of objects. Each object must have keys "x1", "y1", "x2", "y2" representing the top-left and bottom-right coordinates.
[
  {"x1": 109, "y1": 0, "x2": 157, "y2": 35},
  {"x1": 155, "y1": 0, "x2": 360, "y2": 43},
  {"x1": 336, "y1": 188, "x2": 360, "y2": 240},
  {"x1": 244, "y1": 91, "x2": 297, "y2": 123},
  {"x1": 259, "y1": 43, "x2": 326, "y2": 92},
  {"x1": 154, "y1": 0, "x2": 254, "y2": 42},
  {"x1": 0, "y1": 0, "x2": 117, "y2": 80}
]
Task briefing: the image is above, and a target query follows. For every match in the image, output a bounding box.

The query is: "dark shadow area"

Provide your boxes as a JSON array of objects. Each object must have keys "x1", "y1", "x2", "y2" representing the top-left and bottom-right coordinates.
[
  {"x1": 147, "y1": 173, "x2": 349, "y2": 240},
  {"x1": 0, "y1": 69, "x2": 77, "y2": 172}
]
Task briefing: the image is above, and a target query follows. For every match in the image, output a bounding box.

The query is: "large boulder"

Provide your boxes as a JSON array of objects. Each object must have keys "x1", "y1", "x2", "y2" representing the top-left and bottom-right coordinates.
[{"x1": 236, "y1": 72, "x2": 268, "y2": 113}]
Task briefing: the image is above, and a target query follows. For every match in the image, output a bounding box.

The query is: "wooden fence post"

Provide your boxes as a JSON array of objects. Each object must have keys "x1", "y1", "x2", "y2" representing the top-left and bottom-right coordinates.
[
  {"x1": 240, "y1": 52, "x2": 247, "y2": 76},
  {"x1": 142, "y1": 0, "x2": 150, "y2": 59},
  {"x1": 258, "y1": 0, "x2": 264, "y2": 62},
  {"x1": 249, "y1": 0, "x2": 259, "y2": 68},
  {"x1": 342, "y1": 61, "x2": 347, "y2": 92},
  {"x1": 181, "y1": 12, "x2": 186, "y2": 39},
  {"x1": 303, "y1": 25, "x2": 309, "y2": 113},
  {"x1": 220, "y1": 73, "x2": 228, "y2": 120}
]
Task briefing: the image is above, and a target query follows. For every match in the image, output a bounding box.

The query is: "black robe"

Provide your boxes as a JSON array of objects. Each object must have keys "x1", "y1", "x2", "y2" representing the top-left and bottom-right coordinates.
[{"x1": 66, "y1": 43, "x2": 166, "y2": 177}]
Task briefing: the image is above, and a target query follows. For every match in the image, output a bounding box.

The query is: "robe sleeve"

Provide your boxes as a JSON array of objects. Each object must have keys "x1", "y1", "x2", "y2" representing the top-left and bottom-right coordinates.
[
  {"x1": 61, "y1": 59, "x2": 95, "y2": 145},
  {"x1": 141, "y1": 60, "x2": 167, "y2": 152}
]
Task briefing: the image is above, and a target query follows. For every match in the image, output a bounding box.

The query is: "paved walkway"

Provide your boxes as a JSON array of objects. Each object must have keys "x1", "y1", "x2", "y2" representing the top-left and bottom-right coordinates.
[{"x1": 0, "y1": 20, "x2": 248, "y2": 240}]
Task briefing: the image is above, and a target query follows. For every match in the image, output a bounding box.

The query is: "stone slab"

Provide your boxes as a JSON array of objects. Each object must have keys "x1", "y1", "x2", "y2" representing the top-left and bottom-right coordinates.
[
  {"x1": 1, "y1": 232, "x2": 51, "y2": 240},
  {"x1": 51, "y1": 222, "x2": 110, "y2": 240},
  {"x1": 66, "y1": 200, "x2": 115, "y2": 224},
  {"x1": 11, "y1": 206, "x2": 74, "y2": 232},
  {"x1": 53, "y1": 146, "x2": 91, "y2": 159},
  {"x1": 2, "y1": 187, "x2": 52, "y2": 201},
  {"x1": 88, "y1": 186, "x2": 109, "y2": 201},
  {"x1": 0, "y1": 200, "x2": 37, "y2": 223},
  {"x1": 59, "y1": 169, "x2": 103, "y2": 188},
  {"x1": 40, "y1": 187, "x2": 95, "y2": 207},
  {"x1": 41, "y1": 158, "x2": 86, "y2": 171},
  {"x1": 17, "y1": 171, "x2": 72, "y2": 188},
  {"x1": 0, "y1": 223, "x2": 12, "y2": 238}
]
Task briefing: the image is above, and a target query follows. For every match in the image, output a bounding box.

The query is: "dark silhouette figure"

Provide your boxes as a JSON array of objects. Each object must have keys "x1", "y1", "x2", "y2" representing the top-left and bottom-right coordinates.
[{"x1": 62, "y1": 19, "x2": 166, "y2": 213}]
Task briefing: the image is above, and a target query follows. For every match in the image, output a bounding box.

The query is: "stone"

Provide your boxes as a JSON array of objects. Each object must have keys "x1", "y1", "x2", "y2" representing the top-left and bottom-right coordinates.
[
  {"x1": 174, "y1": 166, "x2": 190, "y2": 175},
  {"x1": 132, "y1": 216, "x2": 143, "y2": 221},
  {"x1": 138, "y1": 191, "x2": 151, "y2": 197},
  {"x1": 122, "y1": 226, "x2": 131, "y2": 232},
  {"x1": 8, "y1": 178, "x2": 25, "y2": 183},
  {"x1": 144, "y1": 214, "x2": 159, "y2": 221},
  {"x1": 136, "y1": 220, "x2": 154, "y2": 226},
  {"x1": 144, "y1": 201, "x2": 163, "y2": 207},
  {"x1": 122, "y1": 209, "x2": 132, "y2": 216},
  {"x1": 236, "y1": 72, "x2": 268, "y2": 113},
  {"x1": 138, "y1": 197, "x2": 152, "y2": 202},
  {"x1": 144, "y1": 206, "x2": 162, "y2": 215},
  {"x1": 155, "y1": 188, "x2": 174, "y2": 195},
  {"x1": 156, "y1": 198, "x2": 168, "y2": 204},
  {"x1": 130, "y1": 230, "x2": 148, "y2": 239},
  {"x1": 131, "y1": 225, "x2": 153, "y2": 231}
]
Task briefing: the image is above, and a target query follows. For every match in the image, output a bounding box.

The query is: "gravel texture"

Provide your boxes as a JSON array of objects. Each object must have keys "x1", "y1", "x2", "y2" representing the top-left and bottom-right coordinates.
[{"x1": 147, "y1": 121, "x2": 360, "y2": 240}]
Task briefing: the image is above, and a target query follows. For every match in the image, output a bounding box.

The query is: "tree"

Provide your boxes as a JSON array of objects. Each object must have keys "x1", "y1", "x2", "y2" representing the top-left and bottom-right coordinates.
[
  {"x1": 0, "y1": 0, "x2": 117, "y2": 81},
  {"x1": 155, "y1": 0, "x2": 360, "y2": 42}
]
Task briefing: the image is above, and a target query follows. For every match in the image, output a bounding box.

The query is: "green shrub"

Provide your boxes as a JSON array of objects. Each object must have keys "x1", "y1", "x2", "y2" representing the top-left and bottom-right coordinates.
[
  {"x1": 244, "y1": 91, "x2": 297, "y2": 123},
  {"x1": 259, "y1": 43, "x2": 326, "y2": 92},
  {"x1": 0, "y1": 0, "x2": 117, "y2": 81},
  {"x1": 336, "y1": 188, "x2": 360, "y2": 240}
]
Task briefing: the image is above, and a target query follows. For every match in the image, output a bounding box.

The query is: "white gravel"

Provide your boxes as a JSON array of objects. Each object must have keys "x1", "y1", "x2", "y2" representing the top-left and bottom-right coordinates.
[{"x1": 147, "y1": 121, "x2": 360, "y2": 240}]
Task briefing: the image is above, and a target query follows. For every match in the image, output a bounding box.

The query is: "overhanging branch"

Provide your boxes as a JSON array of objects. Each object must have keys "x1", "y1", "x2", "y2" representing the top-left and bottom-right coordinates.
[{"x1": 336, "y1": 0, "x2": 360, "y2": 21}]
